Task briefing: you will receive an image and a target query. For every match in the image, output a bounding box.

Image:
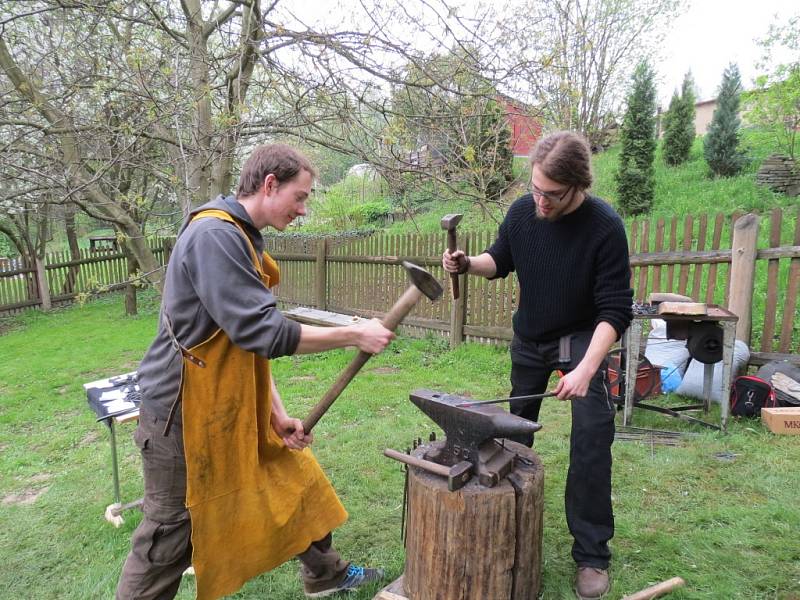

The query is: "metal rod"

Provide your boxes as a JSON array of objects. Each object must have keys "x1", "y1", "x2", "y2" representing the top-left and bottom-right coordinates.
[
  {"x1": 456, "y1": 391, "x2": 558, "y2": 407},
  {"x1": 109, "y1": 420, "x2": 121, "y2": 505}
]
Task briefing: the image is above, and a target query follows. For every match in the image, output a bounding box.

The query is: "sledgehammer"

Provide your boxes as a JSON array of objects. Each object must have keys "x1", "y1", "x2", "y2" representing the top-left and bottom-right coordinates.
[{"x1": 301, "y1": 261, "x2": 443, "y2": 433}]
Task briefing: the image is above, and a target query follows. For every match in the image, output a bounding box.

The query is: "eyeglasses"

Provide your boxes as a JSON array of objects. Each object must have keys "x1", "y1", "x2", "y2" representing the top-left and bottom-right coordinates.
[{"x1": 530, "y1": 184, "x2": 572, "y2": 203}]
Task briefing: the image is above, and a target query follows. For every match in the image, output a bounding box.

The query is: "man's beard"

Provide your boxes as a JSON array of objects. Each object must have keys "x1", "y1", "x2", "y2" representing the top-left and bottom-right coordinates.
[{"x1": 535, "y1": 204, "x2": 561, "y2": 222}]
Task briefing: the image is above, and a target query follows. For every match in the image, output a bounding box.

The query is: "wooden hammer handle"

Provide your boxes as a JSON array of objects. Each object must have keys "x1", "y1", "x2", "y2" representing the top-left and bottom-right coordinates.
[
  {"x1": 302, "y1": 286, "x2": 422, "y2": 433},
  {"x1": 447, "y1": 229, "x2": 460, "y2": 300},
  {"x1": 383, "y1": 448, "x2": 451, "y2": 476},
  {"x1": 622, "y1": 577, "x2": 685, "y2": 600}
]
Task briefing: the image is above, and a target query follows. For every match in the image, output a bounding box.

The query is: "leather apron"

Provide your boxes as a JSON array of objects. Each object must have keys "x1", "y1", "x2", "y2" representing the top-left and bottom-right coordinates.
[{"x1": 179, "y1": 209, "x2": 347, "y2": 600}]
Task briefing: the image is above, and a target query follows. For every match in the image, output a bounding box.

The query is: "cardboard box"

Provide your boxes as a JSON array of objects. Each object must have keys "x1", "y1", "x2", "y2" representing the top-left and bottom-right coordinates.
[{"x1": 761, "y1": 407, "x2": 800, "y2": 435}]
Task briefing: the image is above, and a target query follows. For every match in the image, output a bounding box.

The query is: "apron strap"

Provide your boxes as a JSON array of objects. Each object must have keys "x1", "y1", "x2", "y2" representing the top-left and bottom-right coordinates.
[
  {"x1": 191, "y1": 209, "x2": 265, "y2": 277},
  {"x1": 161, "y1": 208, "x2": 272, "y2": 436}
]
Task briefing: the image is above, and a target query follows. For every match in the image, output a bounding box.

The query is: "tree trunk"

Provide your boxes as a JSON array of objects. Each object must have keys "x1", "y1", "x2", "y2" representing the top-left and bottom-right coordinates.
[
  {"x1": 62, "y1": 204, "x2": 82, "y2": 295},
  {"x1": 403, "y1": 441, "x2": 543, "y2": 600},
  {"x1": 121, "y1": 241, "x2": 138, "y2": 316},
  {"x1": 34, "y1": 255, "x2": 51, "y2": 311},
  {"x1": 115, "y1": 218, "x2": 162, "y2": 294}
]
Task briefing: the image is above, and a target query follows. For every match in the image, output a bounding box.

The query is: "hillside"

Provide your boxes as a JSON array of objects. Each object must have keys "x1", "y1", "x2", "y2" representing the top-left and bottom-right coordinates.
[{"x1": 300, "y1": 129, "x2": 795, "y2": 235}]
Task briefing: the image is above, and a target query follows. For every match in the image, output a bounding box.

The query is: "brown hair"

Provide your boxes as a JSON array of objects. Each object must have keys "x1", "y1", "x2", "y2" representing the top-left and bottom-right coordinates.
[
  {"x1": 236, "y1": 144, "x2": 317, "y2": 197},
  {"x1": 529, "y1": 131, "x2": 592, "y2": 190}
]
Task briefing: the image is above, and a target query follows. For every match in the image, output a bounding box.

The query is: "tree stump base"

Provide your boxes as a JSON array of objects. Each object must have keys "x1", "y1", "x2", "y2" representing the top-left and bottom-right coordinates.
[{"x1": 400, "y1": 440, "x2": 544, "y2": 600}]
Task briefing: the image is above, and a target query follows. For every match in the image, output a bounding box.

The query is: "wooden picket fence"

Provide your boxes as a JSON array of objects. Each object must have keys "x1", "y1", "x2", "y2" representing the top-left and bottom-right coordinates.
[
  {"x1": 0, "y1": 239, "x2": 169, "y2": 314},
  {"x1": 1, "y1": 209, "x2": 797, "y2": 363},
  {"x1": 269, "y1": 207, "x2": 800, "y2": 364}
]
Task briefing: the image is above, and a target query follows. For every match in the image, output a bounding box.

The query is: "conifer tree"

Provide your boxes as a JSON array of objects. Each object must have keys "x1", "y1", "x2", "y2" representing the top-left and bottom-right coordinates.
[
  {"x1": 616, "y1": 61, "x2": 657, "y2": 215},
  {"x1": 704, "y1": 64, "x2": 748, "y2": 176},
  {"x1": 663, "y1": 72, "x2": 696, "y2": 165}
]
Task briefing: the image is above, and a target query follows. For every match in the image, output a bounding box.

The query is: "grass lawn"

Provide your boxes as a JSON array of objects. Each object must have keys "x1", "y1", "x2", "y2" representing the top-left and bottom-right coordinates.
[{"x1": 1, "y1": 293, "x2": 799, "y2": 599}]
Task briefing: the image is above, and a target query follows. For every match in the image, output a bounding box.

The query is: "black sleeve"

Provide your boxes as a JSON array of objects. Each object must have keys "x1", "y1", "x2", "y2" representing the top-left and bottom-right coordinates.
[
  {"x1": 182, "y1": 226, "x2": 301, "y2": 358},
  {"x1": 593, "y1": 220, "x2": 633, "y2": 339},
  {"x1": 486, "y1": 211, "x2": 515, "y2": 279}
]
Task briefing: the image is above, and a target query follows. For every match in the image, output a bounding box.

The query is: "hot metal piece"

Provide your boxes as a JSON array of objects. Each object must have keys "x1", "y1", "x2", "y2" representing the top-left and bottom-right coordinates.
[{"x1": 456, "y1": 391, "x2": 557, "y2": 407}]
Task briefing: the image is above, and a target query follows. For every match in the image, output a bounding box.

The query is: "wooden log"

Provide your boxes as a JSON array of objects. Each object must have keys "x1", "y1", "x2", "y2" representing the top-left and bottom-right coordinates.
[
  {"x1": 622, "y1": 576, "x2": 685, "y2": 600},
  {"x1": 648, "y1": 292, "x2": 693, "y2": 303},
  {"x1": 657, "y1": 302, "x2": 707, "y2": 316},
  {"x1": 403, "y1": 441, "x2": 543, "y2": 600}
]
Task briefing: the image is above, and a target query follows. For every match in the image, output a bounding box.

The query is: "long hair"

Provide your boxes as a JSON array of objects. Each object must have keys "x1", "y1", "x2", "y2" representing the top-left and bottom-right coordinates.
[{"x1": 529, "y1": 131, "x2": 593, "y2": 190}]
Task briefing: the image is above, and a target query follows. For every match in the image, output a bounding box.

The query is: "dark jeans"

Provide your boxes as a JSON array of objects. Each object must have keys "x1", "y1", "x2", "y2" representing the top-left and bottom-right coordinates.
[
  {"x1": 509, "y1": 331, "x2": 615, "y2": 569},
  {"x1": 116, "y1": 409, "x2": 347, "y2": 600}
]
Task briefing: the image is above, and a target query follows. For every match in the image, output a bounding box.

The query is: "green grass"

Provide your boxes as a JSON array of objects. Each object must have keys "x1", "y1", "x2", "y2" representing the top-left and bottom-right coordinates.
[{"x1": 1, "y1": 293, "x2": 799, "y2": 599}]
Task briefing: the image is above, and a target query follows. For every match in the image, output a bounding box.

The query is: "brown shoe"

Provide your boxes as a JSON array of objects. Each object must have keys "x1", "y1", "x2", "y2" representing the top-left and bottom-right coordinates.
[{"x1": 575, "y1": 567, "x2": 609, "y2": 599}]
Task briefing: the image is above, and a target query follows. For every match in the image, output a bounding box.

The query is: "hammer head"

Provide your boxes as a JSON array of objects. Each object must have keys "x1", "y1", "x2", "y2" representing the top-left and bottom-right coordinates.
[
  {"x1": 447, "y1": 461, "x2": 473, "y2": 491},
  {"x1": 440, "y1": 213, "x2": 463, "y2": 230},
  {"x1": 402, "y1": 261, "x2": 443, "y2": 301}
]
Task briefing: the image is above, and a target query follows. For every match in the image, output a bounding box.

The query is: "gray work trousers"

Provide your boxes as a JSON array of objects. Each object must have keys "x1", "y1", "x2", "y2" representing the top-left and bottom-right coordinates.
[{"x1": 115, "y1": 409, "x2": 347, "y2": 600}]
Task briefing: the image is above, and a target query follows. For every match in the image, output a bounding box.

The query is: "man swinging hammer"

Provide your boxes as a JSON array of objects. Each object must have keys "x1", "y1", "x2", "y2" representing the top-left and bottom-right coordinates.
[{"x1": 116, "y1": 144, "x2": 393, "y2": 599}]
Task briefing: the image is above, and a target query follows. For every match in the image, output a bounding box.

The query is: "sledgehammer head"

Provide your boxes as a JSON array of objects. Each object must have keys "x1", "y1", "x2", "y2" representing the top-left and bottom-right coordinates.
[
  {"x1": 440, "y1": 213, "x2": 463, "y2": 231},
  {"x1": 402, "y1": 261, "x2": 443, "y2": 301}
]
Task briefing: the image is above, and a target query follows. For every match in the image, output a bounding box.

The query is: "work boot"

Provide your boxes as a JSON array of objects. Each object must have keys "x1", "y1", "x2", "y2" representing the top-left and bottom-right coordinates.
[
  {"x1": 303, "y1": 564, "x2": 386, "y2": 598},
  {"x1": 575, "y1": 566, "x2": 610, "y2": 599}
]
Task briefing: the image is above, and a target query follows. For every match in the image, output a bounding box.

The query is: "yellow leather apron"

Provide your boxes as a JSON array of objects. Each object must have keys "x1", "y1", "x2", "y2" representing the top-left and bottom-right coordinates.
[{"x1": 180, "y1": 209, "x2": 347, "y2": 600}]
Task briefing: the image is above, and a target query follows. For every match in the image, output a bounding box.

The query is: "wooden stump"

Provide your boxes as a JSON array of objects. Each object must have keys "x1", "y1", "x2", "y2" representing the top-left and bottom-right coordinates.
[{"x1": 403, "y1": 440, "x2": 544, "y2": 600}]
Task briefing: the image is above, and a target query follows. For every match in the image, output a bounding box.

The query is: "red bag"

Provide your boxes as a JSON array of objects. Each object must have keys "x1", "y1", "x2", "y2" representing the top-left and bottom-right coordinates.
[{"x1": 729, "y1": 375, "x2": 777, "y2": 418}]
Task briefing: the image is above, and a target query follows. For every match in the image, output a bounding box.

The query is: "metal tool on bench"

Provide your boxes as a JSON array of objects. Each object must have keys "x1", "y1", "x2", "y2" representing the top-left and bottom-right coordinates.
[
  {"x1": 440, "y1": 213, "x2": 463, "y2": 300},
  {"x1": 384, "y1": 389, "x2": 541, "y2": 490},
  {"x1": 301, "y1": 261, "x2": 443, "y2": 433}
]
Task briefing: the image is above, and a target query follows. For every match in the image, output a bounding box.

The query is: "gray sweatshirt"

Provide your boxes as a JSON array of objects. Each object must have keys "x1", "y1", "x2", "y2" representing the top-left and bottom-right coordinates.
[{"x1": 137, "y1": 195, "x2": 301, "y2": 426}]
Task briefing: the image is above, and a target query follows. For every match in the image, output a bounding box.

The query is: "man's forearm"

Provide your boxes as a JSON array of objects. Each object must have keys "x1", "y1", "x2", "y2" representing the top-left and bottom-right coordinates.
[
  {"x1": 464, "y1": 252, "x2": 498, "y2": 278},
  {"x1": 269, "y1": 374, "x2": 288, "y2": 420},
  {"x1": 578, "y1": 321, "x2": 619, "y2": 373},
  {"x1": 294, "y1": 324, "x2": 357, "y2": 355}
]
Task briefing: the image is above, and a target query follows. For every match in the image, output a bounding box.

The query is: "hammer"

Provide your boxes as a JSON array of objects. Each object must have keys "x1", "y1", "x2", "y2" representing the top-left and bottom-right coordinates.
[
  {"x1": 301, "y1": 261, "x2": 443, "y2": 433},
  {"x1": 440, "y1": 213, "x2": 463, "y2": 299},
  {"x1": 383, "y1": 448, "x2": 473, "y2": 491}
]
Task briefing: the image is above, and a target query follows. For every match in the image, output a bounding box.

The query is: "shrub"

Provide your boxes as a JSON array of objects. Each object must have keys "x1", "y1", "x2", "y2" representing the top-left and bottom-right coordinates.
[
  {"x1": 704, "y1": 63, "x2": 749, "y2": 177},
  {"x1": 662, "y1": 72, "x2": 696, "y2": 166},
  {"x1": 616, "y1": 61, "x2": 657, "y2": 215},
  {"x1": 354, "y1": 200, "x2": 392, "y2": 224}
]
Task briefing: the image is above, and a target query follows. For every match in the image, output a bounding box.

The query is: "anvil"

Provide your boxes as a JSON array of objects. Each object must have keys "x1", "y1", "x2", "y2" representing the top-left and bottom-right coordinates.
[{"x1": 409, "y1": 389, "x2": 542, "y2": 487}]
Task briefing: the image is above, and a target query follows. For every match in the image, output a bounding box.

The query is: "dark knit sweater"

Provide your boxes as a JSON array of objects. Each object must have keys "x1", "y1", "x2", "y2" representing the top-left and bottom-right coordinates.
[{"x1": 486, "y1": 194, "x2": 633, "y2": 342}]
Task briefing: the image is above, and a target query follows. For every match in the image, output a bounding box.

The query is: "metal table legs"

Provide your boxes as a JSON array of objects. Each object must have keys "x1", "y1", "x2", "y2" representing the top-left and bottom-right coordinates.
[{"x1": 621, "y1": 319, "x2": 737, "y2": 432}]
